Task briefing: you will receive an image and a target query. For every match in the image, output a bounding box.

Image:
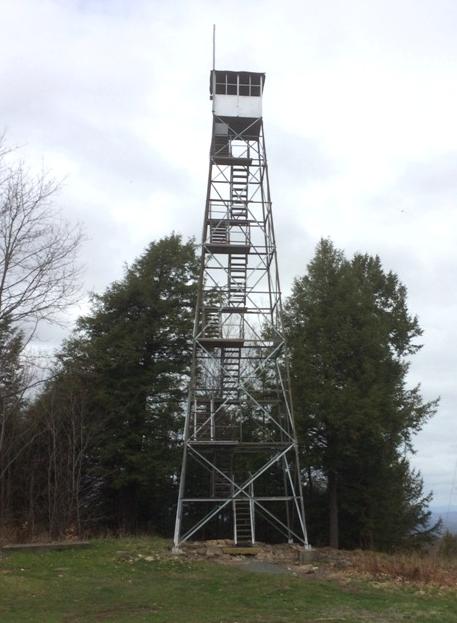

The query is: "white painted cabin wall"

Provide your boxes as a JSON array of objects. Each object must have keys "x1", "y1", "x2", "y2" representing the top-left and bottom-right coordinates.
[{"x1": 213, "y1": 94, "x2": 262, "y2": 118}]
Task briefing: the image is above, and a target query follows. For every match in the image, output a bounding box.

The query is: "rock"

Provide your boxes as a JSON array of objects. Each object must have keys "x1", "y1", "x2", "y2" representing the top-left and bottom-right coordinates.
[
  {"x1": 205, "y1": 539, "x2": 228, "y2": 547},
  {"x1": 261, "y1": 551, "x2": 275, "y2": 562},
  {"x1": 205, "y1": 545, "x2": 220, "y2": 558},
  {"x1": 194, "y1": 547, "x2": 206, "y2": 555},
  {"x1": 116, "y1": 551, "x2": 132, "y2": 561},
  {"x1": 299, "y1": 564, "x2": 318, "y2": 574}
]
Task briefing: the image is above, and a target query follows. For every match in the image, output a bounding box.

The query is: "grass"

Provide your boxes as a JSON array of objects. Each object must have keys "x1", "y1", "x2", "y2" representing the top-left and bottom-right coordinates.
[
  {"x1": 0, "y1": 537, "x2": 456, "y2": 622},
  {"x1": 349, "y1": 549, "x2": 457, "y2": 587}
]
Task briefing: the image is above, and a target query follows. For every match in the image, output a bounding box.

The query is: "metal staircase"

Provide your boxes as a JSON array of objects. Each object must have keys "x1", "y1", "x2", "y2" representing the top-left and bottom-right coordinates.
[
  {"x1": 228, "y1": 255, "x2": 248, "y2": 307},
  {"x1": 203, "y1": 307, "x2": 220, "y2": 338},
  {"x1": 231, "y1": 165, "x2": 249, "y2": 213},
  {"x1": 233, "y1": 498, "x2": 254, "y2": 545},
  {"x1": 210, "y1": 221, "x2": 228, "y2": 245},
  {"x1": 221, "y1": 346, "x2": 242, "y2": 401}
]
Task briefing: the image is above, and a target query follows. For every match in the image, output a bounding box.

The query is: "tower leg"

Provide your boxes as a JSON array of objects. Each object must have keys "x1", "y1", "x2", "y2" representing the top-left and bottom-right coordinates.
[
  {"x1": 282, "y1": 457, "x2": 293, "y2": 544},
  {"x1": 173, "y1": 442, "x2": 189, "y2": 551},
  {"x1": 293, "y1": 444, "x2": 310, "y2": 549}
]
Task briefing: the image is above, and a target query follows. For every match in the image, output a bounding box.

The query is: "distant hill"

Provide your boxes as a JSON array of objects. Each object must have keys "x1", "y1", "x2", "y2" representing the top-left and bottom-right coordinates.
[{"x1": 429, "y1": 509, "x2": 457, "y2": 534}]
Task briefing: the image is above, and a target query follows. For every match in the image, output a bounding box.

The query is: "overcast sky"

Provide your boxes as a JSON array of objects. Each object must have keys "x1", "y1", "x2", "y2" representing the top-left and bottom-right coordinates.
[{"x1": 1, "y1": 0, "x2": 456, "y2": 510}]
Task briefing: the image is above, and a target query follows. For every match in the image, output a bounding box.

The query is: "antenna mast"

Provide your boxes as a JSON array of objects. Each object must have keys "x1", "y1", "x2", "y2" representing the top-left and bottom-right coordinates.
[{"x1": 213, "y1": 24, "x2": 216, "y2": 71}]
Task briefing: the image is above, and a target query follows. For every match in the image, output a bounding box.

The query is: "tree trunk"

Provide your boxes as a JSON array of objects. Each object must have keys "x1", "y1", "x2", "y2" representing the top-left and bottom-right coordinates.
[{"x1": 328, "y1": 470, "x2": 339, "y2": 549}]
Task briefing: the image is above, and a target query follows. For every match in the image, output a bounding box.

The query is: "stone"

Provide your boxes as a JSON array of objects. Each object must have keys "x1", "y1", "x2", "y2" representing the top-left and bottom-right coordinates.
[
  {"x1": 299, "y1": 564, "x2": 318, "y2": 574},
  {"x1": 205, "y1": 545, "x2": 220, "y2": 557},
  {"x1": 222, "y1": 547, "x2": 260, "y2": 556}
]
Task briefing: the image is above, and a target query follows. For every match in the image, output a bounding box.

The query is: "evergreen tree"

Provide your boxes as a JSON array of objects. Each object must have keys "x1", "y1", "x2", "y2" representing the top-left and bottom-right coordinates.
[
  {"x1": 54, "y1": 234, "x2": 198, "y2": 532},
  {"x1": 284, "y1": 239, "x2": 438, "y2": 550}
]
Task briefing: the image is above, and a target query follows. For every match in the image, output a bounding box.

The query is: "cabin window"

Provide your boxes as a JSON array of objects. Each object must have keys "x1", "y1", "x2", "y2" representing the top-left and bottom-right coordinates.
[
  {"x1": 239, "y1": 74, "x2": 249, "y2": 96},
  {"x1": 227, "y1": 71, "x2": 237, "y2": 95},
  {"x1": 214, "y1": 72, "x2": 263, "y2": 96},
  {"x1": 250, "y1": 75, "x2": 261, "y2": 96}
]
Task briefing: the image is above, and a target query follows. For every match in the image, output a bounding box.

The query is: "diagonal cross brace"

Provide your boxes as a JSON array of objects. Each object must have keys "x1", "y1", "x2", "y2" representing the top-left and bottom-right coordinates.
[{"x1": 179, "y1": 443, "x2": 294, "y2": 544}]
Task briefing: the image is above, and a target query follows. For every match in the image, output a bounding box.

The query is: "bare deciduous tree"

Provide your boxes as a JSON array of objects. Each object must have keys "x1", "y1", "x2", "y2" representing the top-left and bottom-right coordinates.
[
  {"x1": 0, "y1": 137, "x2": 84, "y2": 538},
  {"x1": 0, "y1": 138, "x2": 83, "y2": 336}
]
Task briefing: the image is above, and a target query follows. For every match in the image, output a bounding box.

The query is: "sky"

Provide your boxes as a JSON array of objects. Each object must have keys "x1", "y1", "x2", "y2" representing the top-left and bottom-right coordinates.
[{"x1": 0, "y1": 0, "x2": 456, "y2": 510}]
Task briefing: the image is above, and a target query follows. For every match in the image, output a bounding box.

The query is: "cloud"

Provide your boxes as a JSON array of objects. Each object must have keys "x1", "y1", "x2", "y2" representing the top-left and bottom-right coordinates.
[{"x1": 399, "y1": 153, "x2": 457, "y2": 197}]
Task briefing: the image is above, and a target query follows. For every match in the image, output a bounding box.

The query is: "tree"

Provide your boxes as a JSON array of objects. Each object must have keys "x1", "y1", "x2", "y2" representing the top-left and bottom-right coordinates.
[
  {"x1": 0, "y1": 233, "x2": 196, "y2": 539},
  {"x1": 0, "y1": 138, "x2": 82, "y2": 335},
  {"x1": 0, "y1": 318, "x2": 27, "y2": 523},
  {"x1": 283, "y1": 239, "x2": 438, "y2": 550},
  {"x1": 50, "y1": 234, "x2": 198, "y2": 533},
  {"x1": 18, "y1": 369, "x2": 97, "y2": 538},
  {"x1": 0, "y1": 137, "x2": 83, "y2": 537}
]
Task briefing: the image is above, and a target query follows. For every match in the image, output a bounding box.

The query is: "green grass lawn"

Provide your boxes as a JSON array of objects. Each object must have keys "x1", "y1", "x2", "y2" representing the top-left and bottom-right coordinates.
[{"x1": 0, "y1": 537, "x2": 456, "y2": 622}]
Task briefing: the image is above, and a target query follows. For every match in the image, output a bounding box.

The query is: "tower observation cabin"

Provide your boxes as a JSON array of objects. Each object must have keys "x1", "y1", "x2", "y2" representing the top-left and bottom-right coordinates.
[
  {"x1": 211, "y1": 70, "x2": 264, "y2": 118},
  {"x1": 210, "y1": 70, "x2": 265, "y2": 164}
]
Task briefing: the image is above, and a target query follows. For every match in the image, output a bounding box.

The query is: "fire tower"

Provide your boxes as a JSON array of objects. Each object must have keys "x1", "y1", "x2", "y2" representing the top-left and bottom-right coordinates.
[{"x1": 173, "y1": 69, "x2": 309, "y2": 548}]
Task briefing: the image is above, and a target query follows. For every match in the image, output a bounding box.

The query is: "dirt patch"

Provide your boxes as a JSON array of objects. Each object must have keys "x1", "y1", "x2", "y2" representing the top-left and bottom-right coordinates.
[
  {"x1": 233, "y1": 559, "x2": 292, "y2": 575},
  {"x1": 176, "y1": 539, "x2": 321, "y2": 578},
  {"x1": 180, "y1": 539, "x2": 306, "y2": 562}
]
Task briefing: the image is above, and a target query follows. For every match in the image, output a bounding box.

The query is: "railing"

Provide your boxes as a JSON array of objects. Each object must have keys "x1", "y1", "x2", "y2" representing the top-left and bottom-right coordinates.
[
  {"x1": 208, "y1": 201, "x2": 249, "y2": 221},
  {"x1": 192, "y1": 399, "x2": 242, "y2": 442},
  {"x1": 207, "y1": 222, "x2": 250, "y2": 248}
]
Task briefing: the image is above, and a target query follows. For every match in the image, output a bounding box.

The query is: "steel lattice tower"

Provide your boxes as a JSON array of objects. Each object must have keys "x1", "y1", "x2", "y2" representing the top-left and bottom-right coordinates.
[{"x1": 174, "y1": 69, "x2": 309, "y2": 549}]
